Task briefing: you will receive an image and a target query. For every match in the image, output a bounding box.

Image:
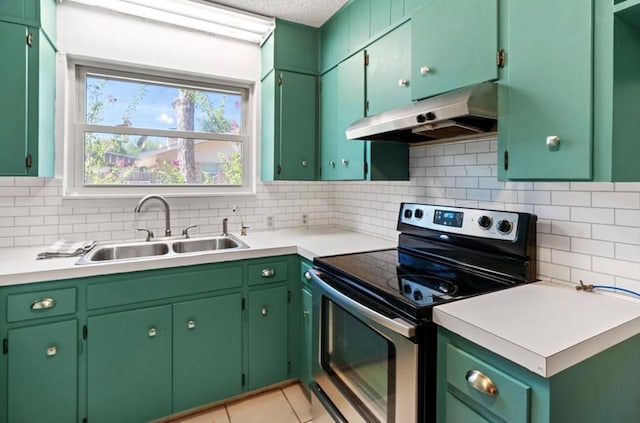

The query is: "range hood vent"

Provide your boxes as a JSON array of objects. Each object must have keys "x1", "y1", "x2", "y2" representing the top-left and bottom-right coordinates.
[{"x1": 346, "y1": 82, "x2": 497, "y2": 143}]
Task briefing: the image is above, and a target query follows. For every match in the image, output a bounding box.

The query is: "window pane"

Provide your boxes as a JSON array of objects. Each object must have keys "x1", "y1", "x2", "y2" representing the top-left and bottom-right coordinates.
[
  {"x1": 85, "y1": 74, "x2": 243, "y2": 134},
  {"x1": 83, "y1": 132, "x2": 242, "y2": 186}
]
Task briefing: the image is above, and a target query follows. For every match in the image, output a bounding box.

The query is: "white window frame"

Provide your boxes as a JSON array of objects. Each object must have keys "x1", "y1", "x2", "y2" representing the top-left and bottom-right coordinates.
[{"x1": 63, "y1": 58, "x2": 256, "y2": 198}]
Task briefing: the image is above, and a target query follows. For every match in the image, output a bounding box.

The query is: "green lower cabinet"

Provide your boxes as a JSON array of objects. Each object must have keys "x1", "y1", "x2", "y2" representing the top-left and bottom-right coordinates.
[
  {"x1": 87, "y1": 306, "x2": 173, "y2": 423},
  {"x1": 300, "y1": 286, "x2": 313, "y2": 389},
  {"x1": 173, "y1": 294, "x2": 242, "y2": 412},
  {"x1": 248, "y1": 285, "x2": 289, "y2": 390},
  {"x1": 438, "y1": 327, "x2": 640, "y2": 423},
  {"x1": 7, "y1": 319, "x2": 78, "y2": 423}
]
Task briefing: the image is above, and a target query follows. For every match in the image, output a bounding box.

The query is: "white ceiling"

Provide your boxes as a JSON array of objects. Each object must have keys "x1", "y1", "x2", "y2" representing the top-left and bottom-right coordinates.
[{"x1": 204, "y1": 0, "x2": 350, "y2": 27}]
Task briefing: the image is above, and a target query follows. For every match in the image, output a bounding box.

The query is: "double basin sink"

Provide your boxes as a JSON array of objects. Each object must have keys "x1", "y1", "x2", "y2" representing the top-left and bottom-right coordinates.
[{"x1": 76, "y1": 235, "x2": 249, "y2": 265}]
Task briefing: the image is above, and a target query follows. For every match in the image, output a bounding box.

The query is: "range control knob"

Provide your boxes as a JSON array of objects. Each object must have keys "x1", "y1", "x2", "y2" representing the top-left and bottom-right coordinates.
[
  {"x1": 413, "y1": 290, "x2": 423, "y2": 301},
  {"x1": 424, "y1": 112, "x2": 436, "y2": 121},
  {"x1": 414, "y1": 209, "x2": 424, "y2": 219},
  {"x1": 403, "y1": 283, "x2": 412, "y2": 294},
  {"x1": 496, "y1": 219, "x2": 513, "y2": 234},
  {"x1": 404, "y1": 209, "x2": 413, "y2": 219},
  {"x1": 477, "y1": 215, "x2": 492, "y2": 229}
]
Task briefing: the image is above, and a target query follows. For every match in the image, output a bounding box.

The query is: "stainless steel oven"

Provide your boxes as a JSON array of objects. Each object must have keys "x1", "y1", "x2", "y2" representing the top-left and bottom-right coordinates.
[
  {"x1": 309, "y1": 203, "x2": 537, "y2": 423},
  {"x1": 310, "y1": 268, "x2": 423, "y2": 423}
]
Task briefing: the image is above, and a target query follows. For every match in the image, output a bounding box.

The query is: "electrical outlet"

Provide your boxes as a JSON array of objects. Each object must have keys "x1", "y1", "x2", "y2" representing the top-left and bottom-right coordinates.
[
  {"x1": 267, "y1": 215, "x2": 274, "y2": 226},
  {"x1": 302, "y1": 214, "x2": 308, "y2": 225}
]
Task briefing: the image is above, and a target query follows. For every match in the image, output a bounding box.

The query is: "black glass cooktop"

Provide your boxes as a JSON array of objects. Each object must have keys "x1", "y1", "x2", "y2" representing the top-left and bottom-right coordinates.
[{"x1": 314, "y1": 248, "x2": 514, "y2": 321}]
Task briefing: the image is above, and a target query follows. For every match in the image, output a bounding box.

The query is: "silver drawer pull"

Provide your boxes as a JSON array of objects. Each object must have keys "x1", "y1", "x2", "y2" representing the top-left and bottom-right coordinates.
[
  {"x1": 31, "y1": 298, "x2": 56, "y2": 310},
  {"x1": 261, "y1": 306, "x2": 268, "y2": 316},
  {"x1": 261, "y1": 268, "x2": 275, "y2": 277},
  {"x1": 304, "y1": 271, "x2": 312, "y2": 280},
  {"x1": 46, "y1": 346, "x2": 57, "y2": 356},
  {"x1": 187, "y1": 320, "x2": 196, "y2": 329},
  {"x1": 466, "y1": 370, "x2": 498, "y2": 396},
  {"x1": 148, "y1": 328, "x2": 157, "y2": 337}
]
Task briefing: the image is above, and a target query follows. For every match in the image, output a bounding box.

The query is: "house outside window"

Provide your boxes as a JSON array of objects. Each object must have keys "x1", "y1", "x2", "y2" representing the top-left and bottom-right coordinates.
[{"x1": 64, "y1": 63, "x2": 253, "y2": 197}]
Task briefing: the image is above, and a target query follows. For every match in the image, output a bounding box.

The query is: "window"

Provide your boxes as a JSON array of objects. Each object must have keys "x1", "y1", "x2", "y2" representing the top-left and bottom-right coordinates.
[{"x1": 65, "y1": 63, "x2": 253, "y2": 197}]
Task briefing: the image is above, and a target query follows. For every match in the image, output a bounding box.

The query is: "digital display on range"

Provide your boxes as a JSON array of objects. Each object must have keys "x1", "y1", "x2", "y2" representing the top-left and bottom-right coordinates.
[{"x1": 433, "y1": 210, "x2": 463, "y2": 227}]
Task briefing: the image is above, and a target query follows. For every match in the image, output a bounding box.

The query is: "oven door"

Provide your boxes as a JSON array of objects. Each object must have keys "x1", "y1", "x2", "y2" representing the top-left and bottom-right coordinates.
[{"x1": 310, "y1": 269, "x2": 419, "y2": 423}]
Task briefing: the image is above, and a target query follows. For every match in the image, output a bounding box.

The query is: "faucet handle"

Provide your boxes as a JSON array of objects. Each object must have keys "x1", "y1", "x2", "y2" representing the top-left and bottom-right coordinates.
[
  {"x1": 182, "y1": 224, "x2": 198, "y2": 239},
  {"x1": 241, "y1": 225, "x2": 249, "y2": 236},
  {"x1": 136, "y1": 227, "x2": 154, "y2": 242}
]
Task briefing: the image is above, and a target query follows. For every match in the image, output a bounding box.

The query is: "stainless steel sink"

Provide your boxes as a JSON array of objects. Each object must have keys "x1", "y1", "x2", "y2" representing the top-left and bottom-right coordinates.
[
  {"x1": 76, "y1": 235, "x2": 249, "y2": 265},
  {"x1": 172, "y1": 236, "x2": 248, "y2": 254}
]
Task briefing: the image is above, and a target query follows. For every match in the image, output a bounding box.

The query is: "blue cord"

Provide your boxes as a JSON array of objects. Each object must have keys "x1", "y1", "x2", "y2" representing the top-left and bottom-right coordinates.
[{"x1": 592, "y1": 285, "x2": 640, "y2": 298}]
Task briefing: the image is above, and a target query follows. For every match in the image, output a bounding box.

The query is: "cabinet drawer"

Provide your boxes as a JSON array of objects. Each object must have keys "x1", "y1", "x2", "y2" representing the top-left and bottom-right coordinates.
[
  {"x1": 7, "y1": 288, "x2": 77, "y2": 322},
  {"x1": 248, "y1": 260, "x2": 288, "y2": 286},
  {"x1": 446, "y1": 343, "x2": 530, "y2": 423}
]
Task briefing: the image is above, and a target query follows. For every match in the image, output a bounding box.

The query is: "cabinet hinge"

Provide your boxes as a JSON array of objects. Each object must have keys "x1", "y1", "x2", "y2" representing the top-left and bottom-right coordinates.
[
  {"x1": 364, "y1": 162, "x2": 369, "y2": 176},
  {"x1": 365, "y1": 100, "x2": 369, "y2": 113},
  {"x1": 241, "y1": 297, "x2": 245, "y2": 310},
  {"x1": 503, "y1": 150, "x2": 509, "y2": 171},
  {"x1": 25, "y1": 154, "x2": 33, "y2": 169},
  {"x1": 82, "y1": 418, "x2": 87, "y2": 423},
  {"x1": 2, "y1": 338, "x2": 7, "y2": 355},
  {"x1": 497, "y1": 49, "x2": 505, "y2": 68},
  {"x1": 241, "y1": 373, "x2": 246, "y2": 386},
  {"x1": 364, "y1": 53, "x2": 369, "y2": 66},
  {"x1": 277, "y1": 75, "x2": 283, "y2": 85},
  {"x1": 26, "y1": 33, "x2": 33, "y2": 47},
  {"x1": 287, "y1": 290, "x2": 291, "y2": 303},
  {"x1": 276, "y1": 164, "x2": 282, "y2": 175},
  {"x1": 82, "y1": 325, "x2": 88, "y2": 340},
  {"x1": 287, "y1": 361, "x2": 291, "y2": 375}
]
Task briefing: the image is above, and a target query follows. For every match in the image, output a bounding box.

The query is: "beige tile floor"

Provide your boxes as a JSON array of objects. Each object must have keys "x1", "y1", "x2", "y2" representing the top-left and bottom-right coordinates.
[{"x1": 172, "y1": 384, "x2": 312, "y2": 423}]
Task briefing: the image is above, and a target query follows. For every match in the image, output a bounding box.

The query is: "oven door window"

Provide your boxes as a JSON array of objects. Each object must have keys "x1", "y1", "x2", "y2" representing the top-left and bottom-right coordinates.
[{"x1": 321, "y1": 298, "x2": 395, "y2": 423}]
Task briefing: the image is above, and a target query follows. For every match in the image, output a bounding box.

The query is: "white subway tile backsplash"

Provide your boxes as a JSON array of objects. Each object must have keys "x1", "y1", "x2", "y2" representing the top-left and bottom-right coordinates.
[
  {"x1": 592, "y1": 192, "x2": 640, "y2": 209},
  {"x1": 592, "y1": 224, "x2": 640, "y2": 244},
  {"x1": 571, "y1": 238, "x2": 615, "y2": 258},
  {"x1": 592, "y1": 257, "x2": 640, "y2": 280},
  {"x1": 552, "y1": 250, "x2": 591, "y2": 270},
  {"x1": 550, "y1": 191, "x2": 591, "y2": 207},
  {"x1": 616, "y1": 243, "x2": 640, "y2": 262},
  {"x1": 615, "y1": 209, "x2": 640, "y2": 227},
  {"x1": 518, "y1": 190, "x2": 550, "y2": 205},
  {"x1": 571, "y1": 207, "x2": 614, "y2": 224},
  {"x1": 571, "y1": 182, "x2": 614, "y2": 191},
  {"x1": 551, "y1": 221, "x2": 591, "y2": 238}
]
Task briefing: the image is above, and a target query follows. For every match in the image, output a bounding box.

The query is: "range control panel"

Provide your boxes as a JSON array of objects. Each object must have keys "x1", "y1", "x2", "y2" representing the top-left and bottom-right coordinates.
[{"x1": 399, "y1": 203, "x2": 521, "y2": 241}]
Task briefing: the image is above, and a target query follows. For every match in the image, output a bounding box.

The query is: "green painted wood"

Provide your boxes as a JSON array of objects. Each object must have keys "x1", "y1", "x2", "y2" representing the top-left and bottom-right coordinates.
[
  {"x1": 320, "y1": 66, "x2": 340, "y2": 180},
  {"x1": 87, "y1": 305, "x2": 172, "y2": 423},
  {"x1": 248, "y1": 285, "x2": 288, "y2": 390},
  {"x1": 173, "y1": 294, "x2": 242, "y2": 412},
  {"x1": 320, "y1": 7, "x2": 349, "y2": 72},
  {"x1": 277, "y1": 71, "x2": 317, "y2": 180},
  {"x1": 0, "y1": 0, "x2": 37, "y2": 25},
  {"x1": 7, "y1": 287, "x2": 76, "y2": 322},
  {"x1": 300, "y1": 287, "x2": 313, "y2": 388},
  {"x1": 366, "y1": 21, "x2": 412, "y2": 115},
  {"x1": 261, "y1": 71, "x2": 276, "y2": 181},
  {"x1": 349, "y1": 0, "x2": 371, "y2": 52},
  {"x1": 390, "y1": 0, "x2": 404, "y2": 22},
  {"x1": 86, "y1": 264, "x2": 242, "y2": 309},
  {"x1": 0, "y1": 22, "x2": 29, "y2": 176},
  {"x1": 261, "y1": 33, "x2": 275, "y2": 79},
  {"x1": 370, "y1": 0, "x2": 391, "y2": 36},
  {"x1": 336, "y1": 52, "x2": 366, "y2": 180},
  {"x1": 404, "y1": 0, "x2": 428, "y2": 15},
  {"x1": 8, "y1": 319, "x2": 77, "y2": 423},
  {"x1": 247, "y1": 259, "x2": 289, "y2": 286},
  {"x1": 273, "y1": 19, "x2": 319, "y2": 75},
  {"x1": 499, "y1": 0, "x2": 593, "y2": 180},
  {"x1": 368, "y1": 142, "x2": 409, "y2": 180},
  {"x1": 445, "y1": 393, "x2": 491, "y2": 423},
  {"x1": 446, "y1": 343, "x2": 530, "y2": 423},
  {"x1": 33, "y1": 31, "x2": 55, "y2": 176},
  {"x1": 39, "y1": 0, "x2": 56, "y2": 41},
  {"x1": 411, "y1": 0, "x2": 498, "y2": 101}
]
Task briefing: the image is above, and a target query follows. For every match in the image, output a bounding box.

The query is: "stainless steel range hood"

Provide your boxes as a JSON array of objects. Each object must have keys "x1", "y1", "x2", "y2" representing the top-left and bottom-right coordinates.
[{"x1": 346, "y1": 82, "x2": 497, "y2": 143}]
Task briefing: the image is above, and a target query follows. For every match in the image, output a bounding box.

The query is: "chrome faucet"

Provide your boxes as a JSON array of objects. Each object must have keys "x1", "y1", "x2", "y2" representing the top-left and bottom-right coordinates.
[
  {"x1": 233, "y1": 205, "x2": 248, "y2": 236},
  {"x1": 222, "y1": 217, "x2": 228, "y2": 236},
  {"x1": 134, "y1": 194, "x2": 172, "y2": 237}
]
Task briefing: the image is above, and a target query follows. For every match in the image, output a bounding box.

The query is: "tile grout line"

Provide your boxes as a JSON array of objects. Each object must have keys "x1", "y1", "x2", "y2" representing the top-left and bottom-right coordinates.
[{"x1": 281, "y1": 387, "x2": 303, "y2": 423}]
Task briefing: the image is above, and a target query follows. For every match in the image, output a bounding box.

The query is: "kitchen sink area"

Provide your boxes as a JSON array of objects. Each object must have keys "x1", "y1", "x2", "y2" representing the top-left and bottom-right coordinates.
[{"x1": 75, "y1": 235, "x2": 250, "y2": 265}]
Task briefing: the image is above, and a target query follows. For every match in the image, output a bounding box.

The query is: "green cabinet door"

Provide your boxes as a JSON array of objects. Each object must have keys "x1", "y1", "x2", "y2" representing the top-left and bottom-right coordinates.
[
  {"x1": 445, "y1": 393, "x2": 490, "y2": 423},
  {"x1": 499, "y1": 0, "x2": 593, "y2": 180},
  {"x1": 366, "y1": 21, "x2": 412, "y2": 115},
  {"x1": 0, "y1": 0, "x2": 37, "y2": 24},
  {"x1": 300, "y1": 287, "x2": 313, "y2": 388},
  {"x1": 411, "y1": 0, "x2": 498, "y2": 101},
  {"x1": 320, "y1": 66, "x2": 340, "y2": 180},
  {"x1": 321, "y1": 7, "x2": 349, "y2": 72},
  {"x1": 349, "y1": 0, "x2": 371, "y2": 52},
  {"x1": 0, "y1": 22, "x2": 29, "y2": 176},
  {"x1": 173, "y1": 294, "x2": 243, "y2": 412},
  {"x1": 87, "y1": 305, "x2": 172, "y2": 423},
  {"x1": 371, "y1": 0, "x2": 392, "y2": 36},
  {"x1": 8, "y1": 320, "x2": 77, "y2": 423},
  {"x1": 248, "y1": 285, "x2": 289, "y2": 390}
]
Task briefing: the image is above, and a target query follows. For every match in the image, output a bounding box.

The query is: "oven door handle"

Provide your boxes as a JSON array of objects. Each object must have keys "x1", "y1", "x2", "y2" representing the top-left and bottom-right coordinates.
[{"x1": 309, "y1": 269, "x2": 416, "y2": 338}]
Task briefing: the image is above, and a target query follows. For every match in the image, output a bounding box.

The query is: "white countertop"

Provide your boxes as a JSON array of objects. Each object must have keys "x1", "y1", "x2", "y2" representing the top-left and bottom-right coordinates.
[
  {"x1": 433, "y1": 281, "x2": 640, "y2": 378},
  {"x1": 0, "y1": 227, "x2": 396, "y2": 287}
]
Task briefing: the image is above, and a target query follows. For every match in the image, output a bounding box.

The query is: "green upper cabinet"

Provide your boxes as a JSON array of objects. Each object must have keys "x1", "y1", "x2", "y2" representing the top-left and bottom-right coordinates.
[
  {"x1": 498, "y1": 0, "x2": 593, "y2": 180},
  {"x1": 320, "y1": 6, "x2": 349, "y2": 73},
  {"x1": 404, "y1": 0, "x2": 429, "y2": 15},
  {"x1": 0, "y1": 0, "x2": 56, "y2": 177},
  {"x1": 411, "y1": 0, "x2": 498, "y2": 101},
  {"x1": 261, "y1": 19, "x2": 318, "y2": 79},
  {"x1": 320, "y1": 66, "x2": 340, "y2": 180},
  {"x1": 366, "y1": 20, "x2": 412, "y2": 115},
  {"x1": 349, "y1": 0, "x2": 371, "y2": 52},
  {"x1": 261, "y1": 70, "x2": 318, "y2": 181}
]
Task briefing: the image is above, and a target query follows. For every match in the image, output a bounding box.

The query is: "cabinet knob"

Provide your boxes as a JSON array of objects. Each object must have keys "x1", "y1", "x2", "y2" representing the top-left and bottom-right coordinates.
[
  {"x1": 398, "y1": 78, "x2": 409, "y2": 87},
  {"x1": 420, "y1": 66, "x2": 431, "y2": 75},
  {"x1": 46, "y1": 345, "x2": 57, "y2": 357},
  {"x1": 304, "y1": 271, "x2": 312, "y2": 281},
  {"x1": 261, "y1": 268, "x2": 275, "y2": 277},
  {"x1": 31, "y1": 297, "x2": 56, "y2": 310},
  {"x1": 546, "y1": 135, "x2": 560, "y2": 148},
  {"x1": 187, "y1": 320, "x2": 196, "y2": 330},
  {"x1": 303, "y1": 310, "x2": 310, "y2": 318},
  {"x1": 261, "y1": 306, "x2": 268, "y2": 316},
  {"x1": 301, "y1": 160, "x2": 308, "y2": 167},
  {"x1": 148, "y1": 328, "x2": 157, "y2": 337},
  {"x1": 329, "y1": 160, "x2": 335, "y2": 168},
  {"x1": 465, "y1": 370, "x2": 498, "y2": 396},
  {"x1": 341, "y1": 159, "x2": 349, "y2": 166}
]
